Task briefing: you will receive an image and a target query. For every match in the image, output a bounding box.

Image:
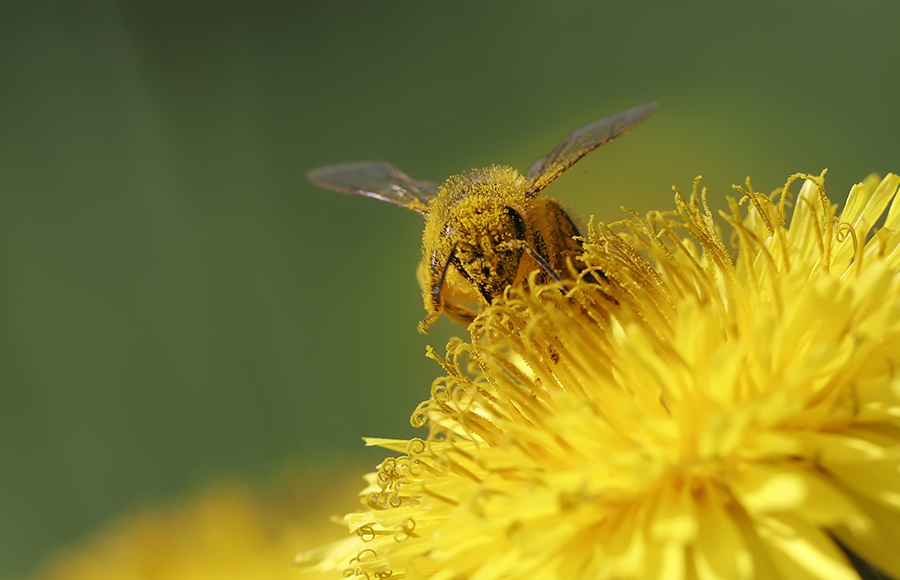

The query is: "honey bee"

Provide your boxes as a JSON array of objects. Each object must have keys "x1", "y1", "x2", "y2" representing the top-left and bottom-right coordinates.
[{"x1": 308, "y1": 103, "x2": 656, "y2": 332}]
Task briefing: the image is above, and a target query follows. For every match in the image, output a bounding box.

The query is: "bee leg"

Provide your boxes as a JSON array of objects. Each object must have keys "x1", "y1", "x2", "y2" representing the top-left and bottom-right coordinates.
[
  {"x1": 419, "y1": 245, "x2": 458, "y2": 334},
  {"x1": 417, "y1": 310, "x2": 441, "y2": 334},
  {"x1": 498, "y1": 240, "x2": 566, "y2": 285},
  {"x1": 429, "y1": 246, "x2": 456, "y2": 311}
]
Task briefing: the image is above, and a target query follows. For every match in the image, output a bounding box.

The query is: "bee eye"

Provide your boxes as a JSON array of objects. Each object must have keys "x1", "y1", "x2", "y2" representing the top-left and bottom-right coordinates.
[{"x1": 504, "y1": 206, "x2": 527, "y2": 240}]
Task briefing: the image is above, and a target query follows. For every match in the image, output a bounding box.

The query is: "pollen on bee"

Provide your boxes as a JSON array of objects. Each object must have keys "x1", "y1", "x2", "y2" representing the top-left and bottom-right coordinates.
[{"x1": 438, "y1": 165, "x2": 527, "y2": 202}]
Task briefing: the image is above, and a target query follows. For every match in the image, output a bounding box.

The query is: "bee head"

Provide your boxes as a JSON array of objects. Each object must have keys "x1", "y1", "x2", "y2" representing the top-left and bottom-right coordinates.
[
  {"x1": 450, "y1": 198, "x2": 529, "y2": 298},
  {"x1": 418, "y1": 165, "x2": 531, "y2": 329}
]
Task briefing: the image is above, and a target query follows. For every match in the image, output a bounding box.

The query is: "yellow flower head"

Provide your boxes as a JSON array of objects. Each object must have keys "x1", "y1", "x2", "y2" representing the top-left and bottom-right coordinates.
[
  {"x1": 301, "y1": 172, "x2": 900, "y2": 580},
  {"x1": 29, "y1": 474, "x2": 352, "y2": 580}
]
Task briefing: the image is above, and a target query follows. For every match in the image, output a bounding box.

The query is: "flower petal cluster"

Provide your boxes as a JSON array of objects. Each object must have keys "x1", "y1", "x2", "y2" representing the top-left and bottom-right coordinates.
[
  {"x1": 30, "y1": 475, "x2": 350, "y2": 580},
  {"x1": 303, "y1": 172, "x2": 900, "y2": 580}
]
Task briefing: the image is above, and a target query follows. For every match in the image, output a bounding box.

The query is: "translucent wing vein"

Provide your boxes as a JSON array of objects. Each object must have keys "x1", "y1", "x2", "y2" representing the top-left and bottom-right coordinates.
[
  {"x1": 526, "y1": 102, "x2": 657, "y2": 196},
  {"x1": 307, "y1": 162, "x2": 437, "y2": 216}
]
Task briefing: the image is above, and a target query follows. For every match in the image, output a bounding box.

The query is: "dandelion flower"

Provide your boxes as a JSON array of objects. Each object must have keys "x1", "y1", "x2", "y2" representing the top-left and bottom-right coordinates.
[
  {"x1": 29, "y1": 471, "x2": 353, "y2": 580},
  {"x1": 301, "y1": 171, "x2": 900, "y2": 580}
]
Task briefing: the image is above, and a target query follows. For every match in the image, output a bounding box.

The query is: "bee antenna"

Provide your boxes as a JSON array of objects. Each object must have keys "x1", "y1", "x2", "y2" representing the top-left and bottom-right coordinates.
[
  {"x1": 431, "y1": 244, "x2": 456, "y2": 308},
  {"x1": 498, "y1": 240, "x2": 563, "y2": 283}
]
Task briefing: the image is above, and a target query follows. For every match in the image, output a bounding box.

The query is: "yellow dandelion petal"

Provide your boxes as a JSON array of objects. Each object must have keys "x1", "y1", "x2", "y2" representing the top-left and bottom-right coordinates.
[
  {"x1": 29, "y1": 472, "x2": 355, "y2": 580},
  {"x1": 303, "y1": 172, "x2": 900, "y2": 580},
  {"x1": 753, "y1": 513, "x2": 861, "y2": 580},
  {"x1": 692, "y1": 485, "x2": 754, "y2": 580}
]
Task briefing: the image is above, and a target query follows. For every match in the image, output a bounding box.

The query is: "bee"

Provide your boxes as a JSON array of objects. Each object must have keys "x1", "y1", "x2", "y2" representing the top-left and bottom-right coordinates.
[{"x1": 308, "y1": 103, "x2": 656, "y2": 332}]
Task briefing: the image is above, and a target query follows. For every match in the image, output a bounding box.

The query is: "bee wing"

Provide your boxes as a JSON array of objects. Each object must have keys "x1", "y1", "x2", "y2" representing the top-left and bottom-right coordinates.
[
  {"x1": 307, "y1": 162, "x2": 437, "y2": 216},
  {"x1": 525, "y1": 103, "x2": 657, "y2": 196}
]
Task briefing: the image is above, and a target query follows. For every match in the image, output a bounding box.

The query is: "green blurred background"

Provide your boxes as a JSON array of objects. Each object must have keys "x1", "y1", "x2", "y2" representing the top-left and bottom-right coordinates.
[{"x1": 2, "y1": 0, "x2": 899, "y2": 576}]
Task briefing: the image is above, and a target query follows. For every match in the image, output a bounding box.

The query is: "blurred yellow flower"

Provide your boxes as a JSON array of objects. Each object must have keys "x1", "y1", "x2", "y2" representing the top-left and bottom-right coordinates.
[
  {"x1": 301, "y1": 172, "x2": 900, "y2": 580},
  {"x1": 28, "y1": 471, "x2": 352, "y2": 580}
]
